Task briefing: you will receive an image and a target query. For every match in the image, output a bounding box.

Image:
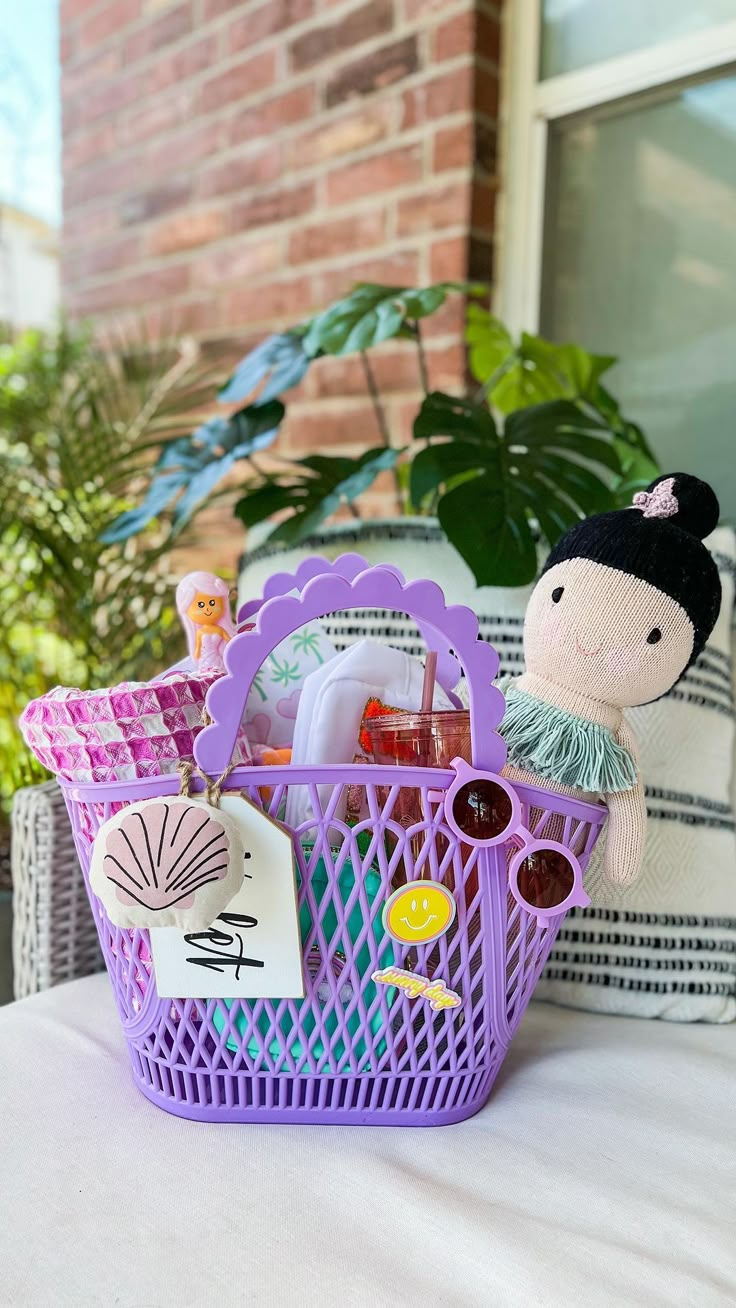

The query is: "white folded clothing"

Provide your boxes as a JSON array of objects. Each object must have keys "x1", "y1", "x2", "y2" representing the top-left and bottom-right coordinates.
[{"x1": 285, "y1": 640, "x2": 454, "y2": 833}]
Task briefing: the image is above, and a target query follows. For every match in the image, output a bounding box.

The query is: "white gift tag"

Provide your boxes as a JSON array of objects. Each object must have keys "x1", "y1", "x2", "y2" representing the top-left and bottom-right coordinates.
[{"x1": 150, "y1": 794, "x2": 304, "y2": 1000}]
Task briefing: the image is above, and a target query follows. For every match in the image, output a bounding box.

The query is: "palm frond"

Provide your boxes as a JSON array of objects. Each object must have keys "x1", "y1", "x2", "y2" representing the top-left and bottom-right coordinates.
[{"x1": 0, "y1": 320, "x2": 224, "y2": 818}]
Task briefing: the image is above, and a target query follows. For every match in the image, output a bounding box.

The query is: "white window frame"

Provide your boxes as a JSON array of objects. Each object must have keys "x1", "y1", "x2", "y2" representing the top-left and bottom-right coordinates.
[{"x1": 496, "y1": 0, "x2": 736, "y2": 335}]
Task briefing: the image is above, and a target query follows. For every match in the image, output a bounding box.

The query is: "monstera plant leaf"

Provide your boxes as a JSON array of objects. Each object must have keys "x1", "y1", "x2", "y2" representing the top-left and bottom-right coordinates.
[
  {"x1": 466, "y1": 304, "x2": 617, "y2": 414},
  {"x1": 302, "y1": 281, "x2": 481, "y2": 357},
  {"x1": 234, "y1": 447, "x2": 400, "y2": 546},
  {"x1": 439, "y1": 476, "x2": 540, "y2": 587},
  {"x1": 609, "y1": 438, "x2": 661, "y2": 506},
  {"x1": 102, "y1": 401, "x2": 284, "y2": 541},
  {"x1": 465, "y1": 305, "x2": 515, "y2": 388},
  {"x1": 218, "y1": 331, "x2": 312, "y2": 405},
  {"x1": 411, "y1": 392, "x2": 626, "y2": 586}
]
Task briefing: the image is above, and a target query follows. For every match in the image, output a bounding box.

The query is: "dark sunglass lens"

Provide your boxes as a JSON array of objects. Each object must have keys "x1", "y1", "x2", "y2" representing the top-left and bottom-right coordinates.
[
  {"x1": 516, "y1": 849, "x2": 575, "y2": 910},
  {"x1": 451, "y1": 778, "x2": 513, "y2": 841}
]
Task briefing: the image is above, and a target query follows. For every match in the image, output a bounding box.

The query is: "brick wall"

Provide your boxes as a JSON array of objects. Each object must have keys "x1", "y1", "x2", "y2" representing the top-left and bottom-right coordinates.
[{"x1": 61, "y1": 0, "x2": 502, "y2": 570}]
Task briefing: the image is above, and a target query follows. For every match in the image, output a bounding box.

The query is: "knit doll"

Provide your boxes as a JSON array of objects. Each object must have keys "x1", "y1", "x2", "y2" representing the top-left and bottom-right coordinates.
[{"x1": 499, "y1": 473, "x2": 722, "y2": 886}]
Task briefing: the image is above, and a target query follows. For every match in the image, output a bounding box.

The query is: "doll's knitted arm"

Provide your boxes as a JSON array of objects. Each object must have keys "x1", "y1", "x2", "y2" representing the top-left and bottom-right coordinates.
[{"x1": 603, "y1": 717, "x2": 646, "y2": 886}]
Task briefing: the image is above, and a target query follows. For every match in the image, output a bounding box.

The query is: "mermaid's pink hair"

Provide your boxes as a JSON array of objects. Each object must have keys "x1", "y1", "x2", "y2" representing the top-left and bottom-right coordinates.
[{"x1": 175, "y1": 571, "x2": 236, "y2": 661}]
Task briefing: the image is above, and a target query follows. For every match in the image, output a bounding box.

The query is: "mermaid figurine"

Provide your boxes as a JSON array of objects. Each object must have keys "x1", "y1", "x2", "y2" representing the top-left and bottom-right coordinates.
[
  {"x1": 499, "y1": 473, "x2": 722, "y2": 885},
  {"x1": 176, "y1": 571, "x2": 236, "y2": 672}
]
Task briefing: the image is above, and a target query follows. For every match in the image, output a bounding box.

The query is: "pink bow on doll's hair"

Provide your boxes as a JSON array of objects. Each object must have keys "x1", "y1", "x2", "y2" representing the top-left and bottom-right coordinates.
[{"x1": 633, "y1": 476, "x2": 678, "y2": 520}]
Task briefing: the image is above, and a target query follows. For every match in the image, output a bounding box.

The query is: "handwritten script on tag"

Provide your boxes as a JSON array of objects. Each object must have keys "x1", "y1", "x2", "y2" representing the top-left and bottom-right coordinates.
[
  {"x1": 150, "y1": 795, "x2": 304, "y2": 1000},
  {"x1": 183, "y1": 911, "x2": 262, "y2": 979}
]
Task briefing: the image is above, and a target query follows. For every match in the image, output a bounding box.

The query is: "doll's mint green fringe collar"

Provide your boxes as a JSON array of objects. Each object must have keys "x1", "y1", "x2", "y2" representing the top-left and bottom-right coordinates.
[{"x1": 497, "y1": 676, "x2": 637, "y2": 794}]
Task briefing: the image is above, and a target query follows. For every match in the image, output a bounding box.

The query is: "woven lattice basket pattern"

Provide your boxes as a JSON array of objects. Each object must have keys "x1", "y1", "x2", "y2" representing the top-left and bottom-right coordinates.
[{"x1": 62, "y1": 768, "x2": 603, "y2": 1125}]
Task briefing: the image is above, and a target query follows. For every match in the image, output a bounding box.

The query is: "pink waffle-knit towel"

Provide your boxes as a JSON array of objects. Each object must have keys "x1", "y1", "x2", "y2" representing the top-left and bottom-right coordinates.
[{"x1": 20, "y1": 670, "x2": 250, "y2": 784}]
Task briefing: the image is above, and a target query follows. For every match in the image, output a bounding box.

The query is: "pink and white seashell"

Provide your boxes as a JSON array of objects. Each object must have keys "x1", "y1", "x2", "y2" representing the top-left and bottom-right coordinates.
[{"x1": 90, "y1": 796, "x2": 246, "y2": 930}]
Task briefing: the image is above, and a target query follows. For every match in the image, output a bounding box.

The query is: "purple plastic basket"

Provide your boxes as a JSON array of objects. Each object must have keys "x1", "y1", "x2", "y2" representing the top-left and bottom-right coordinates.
[{"x1": 60, "y1": 557, "x2": 606, "y2": 1127}]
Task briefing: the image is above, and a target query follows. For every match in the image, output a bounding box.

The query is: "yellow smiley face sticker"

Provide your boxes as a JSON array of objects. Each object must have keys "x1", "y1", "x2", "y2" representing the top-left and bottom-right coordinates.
[{"x1": 383, "y1": 881, "x2": 457, "y2": 946}]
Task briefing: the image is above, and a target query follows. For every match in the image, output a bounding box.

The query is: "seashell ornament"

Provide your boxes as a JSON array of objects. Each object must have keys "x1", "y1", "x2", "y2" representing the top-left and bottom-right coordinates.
[{"x1": 90, "y1": 796, "x2": 246, "y2": 930}]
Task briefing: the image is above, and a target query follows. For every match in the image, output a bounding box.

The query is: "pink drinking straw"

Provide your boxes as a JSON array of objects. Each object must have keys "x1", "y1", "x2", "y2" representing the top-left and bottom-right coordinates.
[{"x1": 421, "y1": 651, "x2": 438, "y2": 713}]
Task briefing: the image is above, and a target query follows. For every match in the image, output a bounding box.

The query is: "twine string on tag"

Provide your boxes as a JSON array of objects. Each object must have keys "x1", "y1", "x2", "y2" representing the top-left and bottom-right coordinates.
[
  {"x1": 203, "y1": 761, "x2": 237, "y2": 806},
  {"x1": 177, "y1": 760, "x2": 193, "y2": 795},
  {"x1": 176, "y1": 758, "x2": 237, "y2": 807}
]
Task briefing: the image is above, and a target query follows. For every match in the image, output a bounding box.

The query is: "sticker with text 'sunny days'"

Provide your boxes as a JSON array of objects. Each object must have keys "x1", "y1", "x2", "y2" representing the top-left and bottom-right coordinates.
[{"x1": 150, "y1": 794, "x2": 304, "y2": 1000}]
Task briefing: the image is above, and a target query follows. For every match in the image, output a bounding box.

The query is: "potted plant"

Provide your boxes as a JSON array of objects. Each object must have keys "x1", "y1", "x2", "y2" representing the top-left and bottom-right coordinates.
[{"x1": 103, "y1": 281, "x2": 660, "y2": 600}]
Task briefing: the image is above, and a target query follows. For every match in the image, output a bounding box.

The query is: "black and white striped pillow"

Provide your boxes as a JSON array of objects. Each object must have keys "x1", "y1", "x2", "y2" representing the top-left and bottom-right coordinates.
[
  {"x1": 321, "y1": 530, "x2": 735, "y2": 1022},
  {"x1": 242, "y1": 519, "x2": 736, "y2": 1022}
]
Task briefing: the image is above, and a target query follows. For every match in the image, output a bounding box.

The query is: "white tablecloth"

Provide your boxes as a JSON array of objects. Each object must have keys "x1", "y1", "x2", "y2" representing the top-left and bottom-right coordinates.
[{"x1": 0, "y1": 975, "x2": 733, "y2": 1307}]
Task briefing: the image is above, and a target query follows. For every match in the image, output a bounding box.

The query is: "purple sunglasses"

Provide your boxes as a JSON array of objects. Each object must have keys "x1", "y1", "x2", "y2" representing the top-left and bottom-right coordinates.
[{"x1": 437, "y1": 759, "x2": 591, "y2": 923}]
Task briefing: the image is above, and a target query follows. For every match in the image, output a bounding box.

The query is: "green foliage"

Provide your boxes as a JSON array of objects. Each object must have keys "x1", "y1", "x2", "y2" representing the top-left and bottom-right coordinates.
[
  {"x1": 101, "y1": 401, "x2": 284, "y2": 541},
  {"x1": 105, "y1": 281, "x2": 480, "y2": 547},
  {"x1": 410, "y1": 394, "x2": 626, "y2": 585},
  {"x1": 218, "y1": 331, "x2": 311, "y2": 405},
  {"x1": 302, "y1": 281, "x2": 480, "y2": 357},
  {"x1": 0, "y1": 323, "x2": 217, "y2": 818},
  {"x1": 102, "y1": 280, "x2": 660, "y2": 595},
  {"x1": 466, "y1": 304, "x2": 617, "y2": 412},
  {"x1": 609, "y1": 437, "x2": 661, "y2": 506},
  {"x1": 235, "y1": 448, "x2": 400, "y2": 545}
]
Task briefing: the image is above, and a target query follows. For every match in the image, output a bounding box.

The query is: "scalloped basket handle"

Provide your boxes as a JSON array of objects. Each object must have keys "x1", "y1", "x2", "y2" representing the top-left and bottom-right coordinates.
[
  {"x1": 196, "y1": 561, "x2": 507, "y2": 774},
  {"x1": 237, "y1": 552, "x2": 463, "y2": 694},
  {"x1": 237, "y1": 553, "x2": 379, "y2": 621}
]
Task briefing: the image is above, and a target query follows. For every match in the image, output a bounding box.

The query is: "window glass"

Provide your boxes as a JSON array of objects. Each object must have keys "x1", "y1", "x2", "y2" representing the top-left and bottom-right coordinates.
[
  {"x1": 541, "y1": 0, "x2": 736, "y2": 78},
  {"x1": 540, "y1": 76, "x2": 736, "y2": 520}
]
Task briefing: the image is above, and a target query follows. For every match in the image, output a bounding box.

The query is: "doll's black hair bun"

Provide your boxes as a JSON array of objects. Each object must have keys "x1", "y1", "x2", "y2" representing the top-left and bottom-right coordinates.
[
  {"x1": 640, "y1": 473, "x2": 719, "y2": 540},
  {"x1": 543, "y1": 470, "x2": 722, "y2": 672}
]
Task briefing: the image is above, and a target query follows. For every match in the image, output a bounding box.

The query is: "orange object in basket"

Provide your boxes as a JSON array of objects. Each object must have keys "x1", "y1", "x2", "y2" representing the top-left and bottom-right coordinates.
[
  {"x1": 359, "y1": 698, "x2": 405, "y2": 756},
  {"x1": 256, "y1": 746, "x2": 292, "y2": 803},
  {"x1": 258, "y1": 747, "x2": 292, "y2": 767}
]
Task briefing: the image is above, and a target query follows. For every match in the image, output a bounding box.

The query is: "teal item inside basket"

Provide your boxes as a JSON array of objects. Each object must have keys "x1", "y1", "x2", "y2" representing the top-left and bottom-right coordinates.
[{"x1": 213, "y1": 844, "x2": 394, "y2": 1070}]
